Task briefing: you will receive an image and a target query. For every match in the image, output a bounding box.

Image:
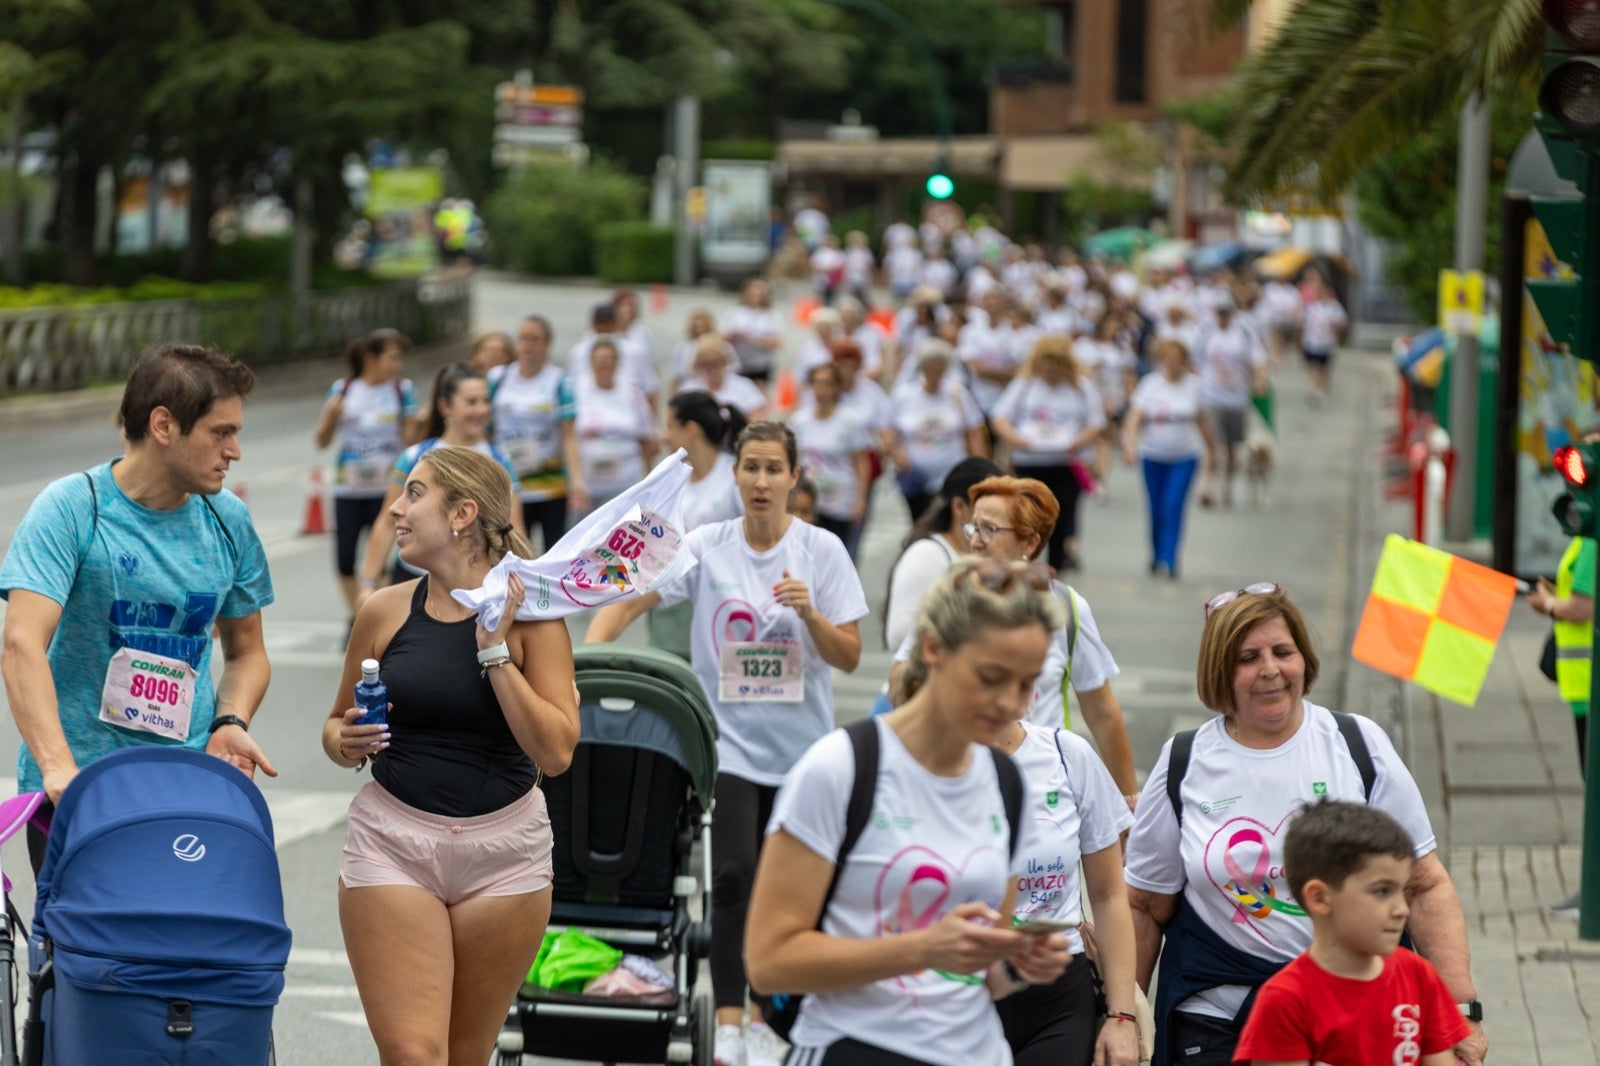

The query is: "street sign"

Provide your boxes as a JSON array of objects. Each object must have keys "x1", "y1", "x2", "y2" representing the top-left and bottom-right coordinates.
[
  {"x1": 493, "y1": 81, "x2": 585, "y2": 168},
  {"x1": 1437, "y1": 269, "x2": 1486, "y2": 335}
]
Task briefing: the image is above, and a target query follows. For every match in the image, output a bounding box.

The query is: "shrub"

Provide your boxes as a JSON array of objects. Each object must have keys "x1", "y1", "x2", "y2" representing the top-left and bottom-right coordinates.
[
  {"x1": 595, "y1": 222, "x2": 675, "y2": 283},
  {"x1": 483, "y1": 159, "x2": 646, "y2": 277}
]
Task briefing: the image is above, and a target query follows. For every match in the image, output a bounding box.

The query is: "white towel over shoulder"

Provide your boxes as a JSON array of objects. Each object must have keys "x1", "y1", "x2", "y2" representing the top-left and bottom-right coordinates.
[{"x1": 452, "y1": 450, "x2": 697, "y2": 628}]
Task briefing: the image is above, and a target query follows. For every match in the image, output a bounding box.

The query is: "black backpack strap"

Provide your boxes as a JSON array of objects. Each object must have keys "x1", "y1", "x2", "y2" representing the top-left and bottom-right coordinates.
[
  {"x1": 1331, "y1": 711, "x2": 1378, "y2": 801},
  {"x1": 200, "y1": 495, "x2": 238, "y2": 556},
  {"x1": 1166, "y1": 728, "x2": 1198, "y2": 827},
  {"x1": 989, "y1": 746, "x2": 1024, "y2": 859},
  {"x1": 70, "y1": 471, "x2": 99, "y2": 588},
  {"x1": 818, "y1": 719, "x2": 882, "y2": 922}
]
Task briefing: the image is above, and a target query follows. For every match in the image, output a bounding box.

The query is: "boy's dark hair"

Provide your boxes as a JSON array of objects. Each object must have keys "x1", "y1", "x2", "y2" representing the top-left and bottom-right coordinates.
[
  {"x1": 1285, "y1": 799, "x2": 1415, "y2": 905},
  {"x1": 119, "y1": 343, "x2": 256, "y2": 442}
]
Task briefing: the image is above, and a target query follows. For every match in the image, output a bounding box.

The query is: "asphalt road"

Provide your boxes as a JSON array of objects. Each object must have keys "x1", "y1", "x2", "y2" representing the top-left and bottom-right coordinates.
[{"x1": 0, "y1": 272, "x2": 1377, "y2": 1064}]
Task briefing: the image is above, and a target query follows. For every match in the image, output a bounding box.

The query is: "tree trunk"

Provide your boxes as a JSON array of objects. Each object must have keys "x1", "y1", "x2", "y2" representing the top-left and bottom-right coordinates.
[
  {"x1": 57, "y1": 150, "x2": 100, "y2": 286},
  {"x1": 1, "y1": 112, "x2": 25, "y2": 285},
  {"x1": 180, "y1": 155, "x2": 215, "y2": 282}
]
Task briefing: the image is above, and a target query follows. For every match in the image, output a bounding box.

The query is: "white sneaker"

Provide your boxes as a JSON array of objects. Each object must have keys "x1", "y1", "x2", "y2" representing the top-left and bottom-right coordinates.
[
  {"x1": 745, "y1": 1022, "x2": 786, "y2": 1066},
  {"x1": 714, "y1": 1024, "x2": 746, "y2": 1066},
  {"x1": 1550, "y1": 891, "x2": 1581, "y2": 919}
]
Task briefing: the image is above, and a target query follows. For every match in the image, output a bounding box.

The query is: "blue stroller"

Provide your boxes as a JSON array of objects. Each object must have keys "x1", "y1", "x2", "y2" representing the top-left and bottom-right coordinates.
[{"x1": 24, "y1": 747, "x2": 292, "y2": 1065}]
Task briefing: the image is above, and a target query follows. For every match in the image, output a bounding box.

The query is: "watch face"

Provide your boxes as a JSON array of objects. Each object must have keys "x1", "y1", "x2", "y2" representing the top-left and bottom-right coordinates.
[{"x1": 1461, "y1": 1001, "x2": 1483, "y2": 1022}]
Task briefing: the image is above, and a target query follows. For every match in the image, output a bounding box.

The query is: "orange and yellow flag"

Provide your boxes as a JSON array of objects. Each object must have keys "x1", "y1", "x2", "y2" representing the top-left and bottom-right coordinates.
[{"x1": 1351, "y1": 535, "x2": 1518, "y2": 706}]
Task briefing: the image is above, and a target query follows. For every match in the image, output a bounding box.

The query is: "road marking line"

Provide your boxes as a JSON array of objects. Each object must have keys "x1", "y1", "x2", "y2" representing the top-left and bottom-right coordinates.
[{"x1": 289, "y1": 947, "x2": 352, "y2": 968}]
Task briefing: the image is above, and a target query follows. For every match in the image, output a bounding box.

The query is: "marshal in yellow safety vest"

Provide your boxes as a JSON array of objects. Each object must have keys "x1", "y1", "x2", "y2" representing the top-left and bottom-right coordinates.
[{"x1": 1553, "y1": 536, "x2": 1596, "y2": 711}]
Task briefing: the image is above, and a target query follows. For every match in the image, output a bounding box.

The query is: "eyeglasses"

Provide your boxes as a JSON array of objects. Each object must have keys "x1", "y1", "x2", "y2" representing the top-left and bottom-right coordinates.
[
  {"x1": 963, "y1": 521, "x2": 1017, "y2": 543},
  {"x1": 965, "y1": 559, "x2": 1055, "y2": 595},
  {"x1": 1204, "y1": 582, "x2": 1281, "y2": 618}
]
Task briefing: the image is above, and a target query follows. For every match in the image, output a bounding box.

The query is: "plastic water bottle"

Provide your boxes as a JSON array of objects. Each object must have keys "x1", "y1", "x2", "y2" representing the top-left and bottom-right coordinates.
[{"x1": 354, "y1": 659, "x2": 388, "y2": 728}]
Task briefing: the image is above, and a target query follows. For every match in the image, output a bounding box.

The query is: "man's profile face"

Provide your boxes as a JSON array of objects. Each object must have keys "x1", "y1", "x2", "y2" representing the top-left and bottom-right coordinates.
[{"x1": 164, "y1": 395, "x2": 244, "y2": 496}]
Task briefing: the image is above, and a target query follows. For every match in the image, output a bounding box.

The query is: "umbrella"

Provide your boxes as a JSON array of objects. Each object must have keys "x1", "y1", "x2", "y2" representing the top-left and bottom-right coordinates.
[
  {"x1": 1139, "y1": 239, "x2": 1196, "y2": 273},
  {"x1": 1085, "y1": 227, "x2": 1159, "y2": 262},
  {"x1": 1193, "y1": 241, "x2": 1247, "y2": 273}
]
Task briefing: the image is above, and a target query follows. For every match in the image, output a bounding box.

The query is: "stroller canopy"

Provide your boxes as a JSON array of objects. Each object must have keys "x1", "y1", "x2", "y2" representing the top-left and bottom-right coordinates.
[
  {"x1": 35, "y1": 747, "x2": 291, "y2": 1007},
  {"x1": 572, "y1": 644, "x2": 717, "y2": 801}
]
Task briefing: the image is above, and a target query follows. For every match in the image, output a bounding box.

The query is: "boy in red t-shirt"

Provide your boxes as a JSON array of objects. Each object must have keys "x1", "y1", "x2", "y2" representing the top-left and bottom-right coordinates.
[{"x1": 1234, "y1": 800, "x2": 1469, "y2": 1066}]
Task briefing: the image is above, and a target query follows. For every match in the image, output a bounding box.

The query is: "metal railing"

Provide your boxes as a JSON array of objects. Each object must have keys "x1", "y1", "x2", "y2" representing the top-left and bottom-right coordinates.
[{"x1": 0, "y1": 277, "x2": 472, "y2": 396}]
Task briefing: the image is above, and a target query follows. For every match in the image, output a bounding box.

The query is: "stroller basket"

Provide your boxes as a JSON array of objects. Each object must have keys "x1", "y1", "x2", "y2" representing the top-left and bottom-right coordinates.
[{"x1": 29, "y1": 748, "x2": 291, "y2": 1066}]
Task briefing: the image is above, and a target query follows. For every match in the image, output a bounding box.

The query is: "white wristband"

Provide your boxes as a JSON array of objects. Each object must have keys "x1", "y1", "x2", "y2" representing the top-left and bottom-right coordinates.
[{"x1": 476, "y1": 641, "x2": 511, "y2": 666}]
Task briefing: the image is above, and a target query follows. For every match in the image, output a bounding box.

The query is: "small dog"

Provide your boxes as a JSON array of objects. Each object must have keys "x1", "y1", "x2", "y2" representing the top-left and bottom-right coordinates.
[{"x1": 1244, "y1": 435, "x2": 1276, "y2": 509}]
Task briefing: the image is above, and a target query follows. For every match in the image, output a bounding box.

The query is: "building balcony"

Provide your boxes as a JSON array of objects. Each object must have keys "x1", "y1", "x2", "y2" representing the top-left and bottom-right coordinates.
[{"x1": 989, "y1": 63, "x2": 1089, "y2": 136}]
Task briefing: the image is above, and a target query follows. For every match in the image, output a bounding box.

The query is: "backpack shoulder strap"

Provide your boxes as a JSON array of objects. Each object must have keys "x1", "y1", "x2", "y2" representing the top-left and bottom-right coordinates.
[
  {"x1": 988, "y1": 746, "x2": 1024, "y2": 859},
  {"x1": 818, "y1": 719, "x2": 882, "y2": 924},
  {"x1": 1054, "y1": 581, "x2": 1081, "y2": 727},
  {"x1": 72, "y1": 471, "x2": 99, "y2": 586},
  {"x1": 200, "y1": 495, "x2": 238, "y2": 556},
  {"x1": 1331, "y1": 711, "x2": 1378, "y2": 802},
  {"x1": 1166, "y1": 728, "x2": 1198, "y2": 827}
]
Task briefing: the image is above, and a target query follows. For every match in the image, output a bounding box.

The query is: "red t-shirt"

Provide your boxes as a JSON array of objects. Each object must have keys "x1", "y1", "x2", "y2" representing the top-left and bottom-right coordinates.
[{"x1": 1234, "y1": 948, "x2": 1469, "y2": 1065}]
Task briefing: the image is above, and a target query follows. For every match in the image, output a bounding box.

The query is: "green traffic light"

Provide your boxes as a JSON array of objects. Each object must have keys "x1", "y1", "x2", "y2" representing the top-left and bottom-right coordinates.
[{"x1": 926, "y1": 173, "x2": 954, "y2": 199}]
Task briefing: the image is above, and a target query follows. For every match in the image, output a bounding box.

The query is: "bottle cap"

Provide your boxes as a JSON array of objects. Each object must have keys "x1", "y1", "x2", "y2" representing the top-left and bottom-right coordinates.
[{"x1": 360, "y1": 658, "x2": 380, "y2": 680}]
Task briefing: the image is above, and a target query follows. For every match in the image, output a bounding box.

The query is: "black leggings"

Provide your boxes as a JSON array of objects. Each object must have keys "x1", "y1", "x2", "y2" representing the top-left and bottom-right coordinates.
[
  {"x1": 1166, "y1": 1010, "x2": 1242, "y2": 1066},
  {"x1": 815, "y1": 514, "x2": 852, "y2": 546},
  {"x1": 1022, "y1": 462, "x2": 1083, "y2": 570},
  {"x1": 996, "y1": 953, "x2": 1099, "y2": 1066},
  {"x1": 334, "y1": 496, "x2": 387, "y2": 577},
  {"x1": 522, "y1": 496, "x2": 568, "y2": 555},
  {"x1": 712, "y1": 773, "x2": 779, "y2": 1009}
]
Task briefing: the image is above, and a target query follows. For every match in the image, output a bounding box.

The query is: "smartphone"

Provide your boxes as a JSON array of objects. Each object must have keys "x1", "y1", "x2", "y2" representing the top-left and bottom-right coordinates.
[{"x1": 1012, "y1": 917, "x2": 1075, "y2": 936}]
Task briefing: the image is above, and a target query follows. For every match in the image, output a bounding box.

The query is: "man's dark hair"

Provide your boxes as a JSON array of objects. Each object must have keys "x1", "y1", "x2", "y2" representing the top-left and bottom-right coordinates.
[
  {"x1": 1284, "y1": 799, "x2": 1415, "y2": 905},
  {"x1": 119, "y1": 343, "x2": 256, "y2": 443},
  {"x1": 591, "y1": 303, "x2": 618, "y2": 328}
]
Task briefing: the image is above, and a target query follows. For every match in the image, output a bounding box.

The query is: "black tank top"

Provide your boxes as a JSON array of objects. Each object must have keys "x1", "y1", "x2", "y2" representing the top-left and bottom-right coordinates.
[{"x1": 373, "y1": 578, "x2": 537, "y2": 816}]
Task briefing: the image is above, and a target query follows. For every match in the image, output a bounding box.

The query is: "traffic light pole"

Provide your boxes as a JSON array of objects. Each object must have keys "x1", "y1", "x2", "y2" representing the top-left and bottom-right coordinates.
[{"x1": 1585, "y1": 630, "x2": 1600, "y2": 940}]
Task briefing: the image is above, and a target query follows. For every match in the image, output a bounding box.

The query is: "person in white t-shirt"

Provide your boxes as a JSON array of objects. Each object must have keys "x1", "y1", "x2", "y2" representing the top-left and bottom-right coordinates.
[
  {"x1": 612, "y1": 287, "x2": 656, "y2": 368},
  {"x1": 1298, "y1": 271, "x2": 1349, "y2": 405},
  {"x1": 721, "y1": 278, "x2": 785, "y2": 384},
  {"x1": 834, "y1": 296, "x2": 887, "y2": 379},
  {"x1": 568, "y1": 303, "x2": 659, "y2": 410},
  {"x1": 645, "y1": 390, "x2": 748, "y2": 661},
  {"x1": 790, "y1": 362, "x2": 872, "y2": 551},
  {"x1": 313, "y1": 328, "x2": 422, "y2": 616},
  {"x1": 1125, "y1": 585, "x2": 1485, "y2": 1066},
  {"x1": 990, "y1": 336, "x2": 1106, "y2": 572},
  {"x1": 585, "y1": 423, "x2": 869, "y2": 1066},
  {"x1": 881, "y1": 340, "x2": 987, "y2": 523},
  {"x1": 744, "y1": 558, "x2": 1073, "y2": 1066},
  {"x1": 883, "y1": 241, "x2": 924, "y2": 304},
  {"x1": 992, "y1": 710, "x2": 1138, "y2": 1066},
  {"x1": 1193, "y1": 296, "x2": 1269, "y2": 509},
  {"x1": 1260, "y1": 277, "x2": 1302, "y2": 361},
  {"x1": 842, "y1": 230, "x2": 875, "y2": 306},
  {"x1": 797, "y1": 307, "x2": 845, "y2": 378},
  {"x1": 570, "y1": 340, "x2": 657, "y2": 513},
  {"x1": 678, "y1": 334, "x2": 771, "y2": 419},
  {"x1": 960, "y1": 288, "x2": 1020, "y2": 413},
  {"x1": 489, "y1": 315, "x2": 584, "y2": 552},
  {"x1": 672, "y1": 308, "x2": 719, "y2": 387},
  {"x1": 811, "y1": 233, "x2": 847, "y2": 306},
  {"x1": 1121, "y1": 338, "x2": 1216, "y2": 579}
]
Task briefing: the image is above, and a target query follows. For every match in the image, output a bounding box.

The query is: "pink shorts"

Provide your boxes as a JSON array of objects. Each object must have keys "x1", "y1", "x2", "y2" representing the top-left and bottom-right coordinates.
[{"x1": 339, "y1": 780, "x2": 553, "y2": 905}]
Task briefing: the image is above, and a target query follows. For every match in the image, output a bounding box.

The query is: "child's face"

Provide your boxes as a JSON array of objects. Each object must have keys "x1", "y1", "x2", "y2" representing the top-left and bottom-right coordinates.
[{"x1": 1320, "y1": 854, "x2": 1413, "y2": 958}]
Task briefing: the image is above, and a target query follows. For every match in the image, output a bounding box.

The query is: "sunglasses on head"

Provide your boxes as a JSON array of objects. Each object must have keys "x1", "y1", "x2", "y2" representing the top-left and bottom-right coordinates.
[
  {"x1": 965, "y1": 559, "x2": 1055, "y2": 596},
  {"x1": 1204, "y1": 582, "x2": 1281, "y2": 618}
]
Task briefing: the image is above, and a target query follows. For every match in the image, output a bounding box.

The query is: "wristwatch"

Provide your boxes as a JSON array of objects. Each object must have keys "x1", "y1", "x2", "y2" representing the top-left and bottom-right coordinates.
[
  {"x1": 208, "y1": 714, "x2": 249, "y2": 735},
  {"x1": 1457, "y1": 1001, "x2": 1484, "y2": 1022}
]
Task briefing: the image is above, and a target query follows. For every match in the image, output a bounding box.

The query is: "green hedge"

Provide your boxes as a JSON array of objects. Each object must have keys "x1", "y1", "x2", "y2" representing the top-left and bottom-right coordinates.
[
  {"x1": 0, "y1": 276, "x2": 269, "y2": 310},
  {"x1": 595, "y1": 222, "x2": 675, "y2": 283},
  {"x1": 483, "y1": 159, "x2": 646, "y2": 277}
]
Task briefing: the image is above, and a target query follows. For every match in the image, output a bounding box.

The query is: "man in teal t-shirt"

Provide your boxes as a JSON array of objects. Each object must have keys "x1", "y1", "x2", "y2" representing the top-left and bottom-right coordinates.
[{"x1": 0, "y1": 343, "x2": 276, "y2": 871}]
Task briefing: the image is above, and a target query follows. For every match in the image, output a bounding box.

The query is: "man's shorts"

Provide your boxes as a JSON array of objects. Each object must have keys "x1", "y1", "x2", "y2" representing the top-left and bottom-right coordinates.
[
  {"x1": 1206, "y1": 406, "x2": 1247, "y2": 450},
  {"x1": 340, "y1": 779, "x2": 553, "y2": 905}
]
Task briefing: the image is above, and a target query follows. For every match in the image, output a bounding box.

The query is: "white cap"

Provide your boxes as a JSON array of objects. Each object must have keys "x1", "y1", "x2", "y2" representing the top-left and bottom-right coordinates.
[{"x1": 361, "y1": 658, "x2": 380, "y2": 680}]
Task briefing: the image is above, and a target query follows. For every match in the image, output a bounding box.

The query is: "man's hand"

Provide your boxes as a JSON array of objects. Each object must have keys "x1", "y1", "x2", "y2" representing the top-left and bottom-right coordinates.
[
  {"x1": 1454, "y1": 1021, "x2": 1487, "y2": 1066},
  {"x1": 42, "y1": 766, "x2": 78, "y2": 806},
  {"x1": 205, "y1": 724, "x2": 278, "y2": 780}
]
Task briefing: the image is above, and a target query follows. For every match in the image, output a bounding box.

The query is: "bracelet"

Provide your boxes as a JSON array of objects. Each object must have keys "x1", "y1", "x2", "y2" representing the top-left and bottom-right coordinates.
[
  {"x1": 358, "y1": 578, "x2": 377, "y2": 590},
  {"x1": 1105, "y1": 1011, "x2": 1138, "y2": 1025},
  {"x1": 208, "y1": 714, "x2": 249, "y2": 734},
  {"x1": 1123, "y1": 793, "x2": 1141, "y2": 807},
  {"x1": 480, "y1": 657, "x2": 513, "y2": 678},
  {"x1": 476, "y1": 641, "x2": 511, "y2": 666},
  {"x1": 335, "y1": 742, "x2": 368, "y2": 773}
]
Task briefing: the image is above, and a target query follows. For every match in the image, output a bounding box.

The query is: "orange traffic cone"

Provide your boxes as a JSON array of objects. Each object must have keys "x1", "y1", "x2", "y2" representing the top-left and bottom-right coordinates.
[
  {"x1": 793, "y1": 295, "x2": 820, "y2": 327},
  {"x1": 775, "y1": 367, "x2": 798, "y2": 413},
  {"x1": 650, "y1": 283, "x2": 668, "y2": 314},
  {"x1": 233, "y1": 483, "x2": 248, "y2": 511},
  {"x1": 300, "y1": 466, "x2": 329, "y2": 535}
]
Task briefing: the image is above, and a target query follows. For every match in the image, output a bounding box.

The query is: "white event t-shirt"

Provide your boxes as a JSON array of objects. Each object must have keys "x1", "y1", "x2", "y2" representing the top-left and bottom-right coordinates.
[
  {"x1": 791, "y1": 404, "x2": 872, "y2": 520},
  {"x1": 991, "y1": 376, "x2": 1105, "y2": 467},
  {"x1": 677, "y1": 374, "x2": 769, "y2": 418},
  {"x1": 1300, "y1": 298, "x2": 1349, "y2": 354},
  {"x1": 893, "y1": 585, "x2": 1119, "y2": 729},
  {"x1": 572, "y1": 379, "x2": 655, "y2": 494},
  {"x1": 488, "y1": 363, "x2": 575, "y2": 502},
  {"x1": 1123, "y1": 702, "x2": 1436, "y2": 1020},
  {"x1": 768, "y1": 720, "x2": 1043, "y2": 1066},
  {"x1": 328, "y1": 377, "x2": 420, "y2": 498},
  {"x1": 1197, "y1": 322, "x2": 1268, "y2": 410},
  {"x1": 719, "y1": 305, "x2": 784, "y2": 376},
  {"x1": 657, "y1": 518, "x2": 869, "y2": 785},
  {"x1": 887, "y1": 382, "x2": 984, "y2": 494},
  {"x1": 1129, "y1": 372, "x2": 1206, "y2": 462},
  {"x1": 1011, "y1": 723, "x2": 1134, "y2": 952},
  {"x1": 680, "y1": 453, "x2": 743, "y2": 531}
]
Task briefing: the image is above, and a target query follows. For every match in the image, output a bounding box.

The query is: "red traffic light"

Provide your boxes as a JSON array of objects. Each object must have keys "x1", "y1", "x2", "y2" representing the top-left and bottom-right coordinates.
[
  {"x1": 1547, "y1": 0, "x2": 1600, "y2": 51},
  {"x1": 1556, "y1": 443, "x2": 1591, "y2": 485}
]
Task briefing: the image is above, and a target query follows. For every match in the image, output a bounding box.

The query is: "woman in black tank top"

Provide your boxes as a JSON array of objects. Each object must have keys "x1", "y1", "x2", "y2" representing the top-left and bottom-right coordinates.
[{"x1": 321, "y1": 446, "x2": 578, "y2": 1066}]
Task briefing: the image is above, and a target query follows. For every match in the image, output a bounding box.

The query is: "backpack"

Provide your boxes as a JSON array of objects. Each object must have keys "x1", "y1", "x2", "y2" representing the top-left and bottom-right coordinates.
[
  {"x1": 340, "y1": 375, "x2": 406, "y2": 410},
  {"x1": 1053, "y1": 581, "x2": 1080, "y2": 727},
  {"x1": 1164, "y1": 710, "x2": 1377, "y2": 825},
  {"x1": 753, "y1": 719, "x2": 1025, "y2": 1040}
]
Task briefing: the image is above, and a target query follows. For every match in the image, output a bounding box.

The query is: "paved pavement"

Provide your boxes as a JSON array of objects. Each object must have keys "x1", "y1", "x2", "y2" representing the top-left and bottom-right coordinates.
[{"x1": 1, "y1": 273, "x2": 1595, "y2": 1062}]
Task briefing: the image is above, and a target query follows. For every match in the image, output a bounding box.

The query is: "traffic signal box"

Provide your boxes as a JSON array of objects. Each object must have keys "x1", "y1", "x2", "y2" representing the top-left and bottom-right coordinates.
[
  {"x1": 1552, "y1": 443, "x2": 1600, "y2": 537},
  {"x1": 1530, "y1": 2, "x2": 1600, "y2": 367}
]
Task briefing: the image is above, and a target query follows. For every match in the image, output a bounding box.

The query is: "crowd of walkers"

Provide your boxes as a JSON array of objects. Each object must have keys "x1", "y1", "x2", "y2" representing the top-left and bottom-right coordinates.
[{"x1": 0, "y1": 210, "x2": 1487, "y2": 1066}]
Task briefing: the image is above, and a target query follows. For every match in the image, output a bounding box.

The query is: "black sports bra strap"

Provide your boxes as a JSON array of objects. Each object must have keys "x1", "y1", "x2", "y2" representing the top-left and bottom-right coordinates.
[{"x1": 409, "y1": 575, "x2": 429, "y2": 612}]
